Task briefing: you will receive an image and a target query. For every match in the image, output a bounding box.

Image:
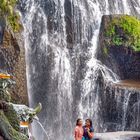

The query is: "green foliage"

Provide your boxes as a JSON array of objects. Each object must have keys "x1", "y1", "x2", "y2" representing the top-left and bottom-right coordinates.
[
  {"x1": 106, "y1": 15, "x2": 140, "y2": 52},
  {"x1": 7, "y1": 13, "x2": 22, "y2": 32},
  {"x1": 106, "y1": 25, "x2": 115, "y2": 36},
  {"x1": 0, "y1": 111, "x2": 28, "y2": 140},
  {"x1": 103, "y1": 47, "x2": 108, "y2": 56},
  {"x1": 0, "y1": 0, "x2": 22, "y2": 32},
  {"x1": 0, "y1": 74, "x2": 28, "y2": 139},
  {"x1": 0, "y1": 79, "x2": 14, "y2": 102},
  {"x1": 112, "y1": 36, "x2": 123, "y2": 46},
  {"x1": 4, "y1": 104, "x2": 20, "y2": 131}
]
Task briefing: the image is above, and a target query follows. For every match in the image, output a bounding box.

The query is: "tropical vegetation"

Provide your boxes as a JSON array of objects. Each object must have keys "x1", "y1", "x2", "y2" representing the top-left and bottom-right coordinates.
[
  {"x1": 0, "y1": 0, "x2": 22, "y2": 32},
  {"x1": 106, "y1": 15, "x2": 140, "y2": 52}
]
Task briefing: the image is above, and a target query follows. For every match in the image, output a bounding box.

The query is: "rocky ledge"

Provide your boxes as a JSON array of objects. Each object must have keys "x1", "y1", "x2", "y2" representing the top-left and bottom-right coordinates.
[
  {"x1": 94, "y1": 131, "x2": 140, "y2": 140},
  {"x1": 114, "y1": 80, "x2": 140, "y2": 89},
  {"x1": 0, "y1": 17, "x2": 28, "y2": 104},
  {"x1": 97, "y1": 15, "x2": 140, "y2": 80}
]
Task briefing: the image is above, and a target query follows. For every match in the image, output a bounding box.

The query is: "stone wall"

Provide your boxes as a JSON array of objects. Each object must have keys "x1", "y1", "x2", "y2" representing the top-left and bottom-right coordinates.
[
  {"x1": 97, "y1": 15, "x2": 140, "y2": 80},
  {"x1": 0, "y1": 18, "x2": 28, "y2": 105},
  {"x1": 96, "y1": 15, "x2": 140, "y2": 132}
]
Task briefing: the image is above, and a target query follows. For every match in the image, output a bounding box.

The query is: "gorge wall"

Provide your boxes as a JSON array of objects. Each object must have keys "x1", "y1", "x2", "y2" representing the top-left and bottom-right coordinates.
[
  {"x1": 97, "y1": 15, "x2": 140, "y2": 132},
  {"x1": 97, "y1": 15, "x2": 140, "y2": 80},
  {"x1": 18, "y1": 0, "x2": 140, "y2": 140},
  {"x1": 0, "y1": 17, "x2": 28, "y2": 104},
  {"x1": 0, "y1": 15, "x2": 28, "y2": 139}
]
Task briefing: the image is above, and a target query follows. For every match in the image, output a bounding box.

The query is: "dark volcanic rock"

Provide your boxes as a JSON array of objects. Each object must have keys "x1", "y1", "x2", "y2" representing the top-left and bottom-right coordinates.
[
  {"x1": 95, "y1": 55, "x2": 140, "y2": 131},
  {"x1": 97, "y1": 15, "x2": 140, "y2": 80}
]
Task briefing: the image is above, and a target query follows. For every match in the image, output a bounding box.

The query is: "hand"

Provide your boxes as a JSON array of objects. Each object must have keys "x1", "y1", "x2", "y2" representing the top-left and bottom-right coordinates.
[{"x1": 86, "y1": 128, "x2": 90, "y2": 132}]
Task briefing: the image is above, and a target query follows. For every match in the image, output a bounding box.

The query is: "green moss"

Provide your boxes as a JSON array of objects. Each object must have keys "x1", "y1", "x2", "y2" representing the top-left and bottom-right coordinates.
[
  {"x1": 112, "y1": 36, "x2": 123, "y2": 46},
  {"x1": 0, "y1": 0, "x2": 22, "y2": 32},
  {"x1": 103, "y1": 47, "x2": 108, "y2": 56},
  {"x1": 4, "y1": 104, "x2": 20, "y2": 131},
  {"x1": 0, "y1": 90, "x2": 11, "y2": 102},
  {"x1": 0, "y1": 111, "x2": 11, "y2": 139},
  {"x1": 0, "y1": 77, "x2": 28, "y2": 139},
  {"x1": 0, "y1": 79, "x2": 13, "y2": 102},
  {"x1": 9, "y1": 127, "x2": 28, "y2": 140},
  {"x1": 0, "y1": 110, "x2": 28, "y2": 140},
  {"x1": 106, "y1": 15, "x2": 140, "y2": 52},
  {"x1": 7, "y1": 13, "x2": 22, "y2": 32}
]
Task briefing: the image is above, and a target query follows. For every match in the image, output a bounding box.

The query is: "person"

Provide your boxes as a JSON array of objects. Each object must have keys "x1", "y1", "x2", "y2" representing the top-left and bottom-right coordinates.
[
  {"x1": 82, "y1": 119, "x2": 94, "y2": 140},
  {"x1": 74, "y1": 118, "x2": 84, "y2": 140}
]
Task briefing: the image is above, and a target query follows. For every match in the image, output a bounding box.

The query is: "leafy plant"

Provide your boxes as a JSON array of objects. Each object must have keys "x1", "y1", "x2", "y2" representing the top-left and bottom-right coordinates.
[
  {"x1": 105, "y1": 15, "x2": 140, "y2": 52},
  {"x1": 106, "y1": 25, "x2": 115, "y2": 36},
  {"x1": 0, "y1": 0, "x2": 22, "y2": 32},
  {"x1": 103, "y1": 47, "x2": 108, "y2": 55},
  {"x1": 112, "y1": 36, "x2": 123, "y2": 46}
]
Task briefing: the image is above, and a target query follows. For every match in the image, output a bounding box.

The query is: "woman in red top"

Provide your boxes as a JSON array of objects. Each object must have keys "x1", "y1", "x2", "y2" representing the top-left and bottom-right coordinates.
[{"x1": 74, "y1": 118, "x2": 84, "y2": 140}]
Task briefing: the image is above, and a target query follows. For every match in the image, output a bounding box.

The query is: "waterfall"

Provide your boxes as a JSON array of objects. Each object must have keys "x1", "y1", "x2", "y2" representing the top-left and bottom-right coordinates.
[
  {"x1": 101, "y1": 82, "x2": 140, "y2": 132},
  {"x1": 34, "y1": 119, "x2": 50, "y2": 140},
  {"x1": 18, "y1": 0, "x2": 140, "y2": 140}
]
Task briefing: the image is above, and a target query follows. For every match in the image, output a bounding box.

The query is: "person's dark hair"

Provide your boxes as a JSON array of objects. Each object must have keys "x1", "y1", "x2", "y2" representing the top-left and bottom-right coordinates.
[
  {"x1": 86, "y1": 119, "x2": 93, "y2": 127},
  {"x1": 76, "y1": 118, "x2": 82, "y2": 126}
]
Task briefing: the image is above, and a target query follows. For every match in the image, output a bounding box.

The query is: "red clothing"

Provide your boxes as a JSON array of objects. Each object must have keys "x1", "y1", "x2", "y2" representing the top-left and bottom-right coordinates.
[{"x1": 74, "y1": 126, "x2": 84, "y2": 140}]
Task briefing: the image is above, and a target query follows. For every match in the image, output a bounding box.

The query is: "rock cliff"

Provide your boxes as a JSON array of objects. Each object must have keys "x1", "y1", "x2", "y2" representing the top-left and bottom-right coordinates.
[{"x1": 0, "y1": 17, "x2": 28, "y2": 104}]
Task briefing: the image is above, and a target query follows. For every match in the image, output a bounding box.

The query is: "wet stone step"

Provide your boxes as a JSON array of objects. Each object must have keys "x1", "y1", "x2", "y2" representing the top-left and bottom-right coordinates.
[
  {"x1": 94, "y1": 131, "x2": 140, "y2": 140},
  {"x1": 114, "y1": 80, "x2": 140, "y2": 89}
]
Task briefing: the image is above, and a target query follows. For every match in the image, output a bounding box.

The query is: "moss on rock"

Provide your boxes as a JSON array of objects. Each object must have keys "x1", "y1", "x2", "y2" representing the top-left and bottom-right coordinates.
[
  {"x1": 97, "y1": 15, "x2": 140, "y2": 80},
  {"x1": 0, "y1": 79, "x2": 12, "y2": 102},
  {"x1": 4, "y1": 104, "x2": 20, "y2": 131},
  {"x1": 0, "y1": 0, "x2": 22, "y2": 32},
  {"x1": 0, "y1": 110, "x2": 28, "y2": 140},
  {"x1": 105, "y1": 15, "x2": 140, "y2": 52},
  {"x1": 0, "y1": 90, "x2": 11, "y2": 102},
  {"x1": 0, "y1": 77, "x2": 28, "y2": 139}
]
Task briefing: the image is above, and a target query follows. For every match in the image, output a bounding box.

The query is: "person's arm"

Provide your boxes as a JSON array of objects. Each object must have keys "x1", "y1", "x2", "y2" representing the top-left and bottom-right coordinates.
[
  {"x1": 75, "y1": 127, "x2": 79, "y2": 140},
  {"x1": 87, "y1": 128, "x2": 94, "y2": 139}
]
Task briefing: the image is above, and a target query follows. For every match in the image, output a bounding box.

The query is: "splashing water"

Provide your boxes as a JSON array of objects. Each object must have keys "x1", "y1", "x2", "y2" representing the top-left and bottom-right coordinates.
[
  {"x1": 19, "y1": 0, "x2": 140, "y2": 139},
  {"x1": 33, "y1": 119, "x2": 49, "y2": 140}
]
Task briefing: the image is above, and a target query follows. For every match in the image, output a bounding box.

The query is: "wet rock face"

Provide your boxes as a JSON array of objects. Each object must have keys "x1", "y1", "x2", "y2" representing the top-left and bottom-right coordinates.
[
  {"x1": 97, "y1": 15, "x2": 140, "y2": 80},
  {"x1": 99, "y1": 44, "x2": 140, "y2": 80},
  {"x1": 0, "y1": 19, "x2": 28, "y2": 104},
  {"x1": 107, "y1": 46, "x2": 140, "y2": 80},
  {"x1": 96, "y1": 15, "x2": 140, "y2": 132},
  {"x1": 97, "y1": 15, "x2": 140, "y2": 130},
  {"x1": 102, "y1": 83, "x2": 140, "y2": 131},
  {"x1": 0, "y1": 101, "x2": 8, "y2": 111},
  {"x1": 0, "y1": 18, "x2": 5, "y2": 45},
  {"x1": 95, "y1": 70, "x2": 140, "y2": 132},
  {"x1": 64, "y1": 0, "x2": 74, "y2": 46}
]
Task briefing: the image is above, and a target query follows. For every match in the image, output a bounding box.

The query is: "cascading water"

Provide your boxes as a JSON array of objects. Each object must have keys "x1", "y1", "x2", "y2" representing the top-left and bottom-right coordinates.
[
  {"x1": 18, "y1": 0, "x2": 140, "y2": 139},
  {"x1": 34, "y1": 119, "x2": 50, "y2": 140}
]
